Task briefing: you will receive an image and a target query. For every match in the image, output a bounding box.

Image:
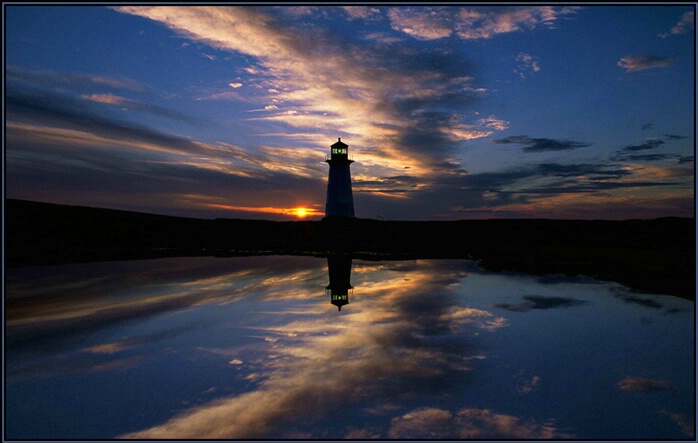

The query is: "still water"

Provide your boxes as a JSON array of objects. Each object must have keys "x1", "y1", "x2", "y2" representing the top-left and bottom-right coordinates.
[{"x1": 5, "y1": 255, "x2": 695, "y2": 440}]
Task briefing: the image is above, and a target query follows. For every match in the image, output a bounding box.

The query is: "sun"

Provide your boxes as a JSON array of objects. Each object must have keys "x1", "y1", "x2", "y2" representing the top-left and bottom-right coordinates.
[{"x1": 294, "y1": 207, "x2": 309, "y2": 218}]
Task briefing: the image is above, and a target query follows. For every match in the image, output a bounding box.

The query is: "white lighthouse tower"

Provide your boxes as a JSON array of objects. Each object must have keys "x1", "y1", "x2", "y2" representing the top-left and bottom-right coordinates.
[{"x1": 325, "y1": 138, "x2": 355, "y2": 218}]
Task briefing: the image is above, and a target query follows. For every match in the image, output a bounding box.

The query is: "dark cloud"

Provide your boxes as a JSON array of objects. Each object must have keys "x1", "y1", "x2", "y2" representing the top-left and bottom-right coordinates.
[
  {"x1": 493, "y1": 295, "x2": 589, "y2": 312},
  {"x1": 641, "y1": 122, "x2": 654, "y2": 130},
  {"x1": 356, "y1": 147, "x2": 694, "y2": 220},
  {"x1": 534, "y1": 163, "x2": 630, "y2": 179},
  {"x1": 618, "y1": 154, "x2": 677, "y2": 162},
  {"x1": 491, "y1": 135, "x2": 591, "y2": 152},
  {"x1": 7, "y1": 65, "x2": 214, "y2": 139},
  {"x1": 612, "y1": 135, "x2": 692, "y2": 162},
  {"x1": 622, "y1": 139, "x2": 664, "y2": 152},
  {"x1": 622, "y1": 296, "x2": 663, "y2": 309},
  {"x1": 353, "y1": 175, "x2": 423, "y2": 195},
  {"x1": 5, "y1": 65, "x2": 146, "y2": 93},
  {"x1": 5, "y1": 89, "x2": 204, "y2": 155},
  {"x1": 663, "y1": 133, "x2": 688, "y2": 141}
]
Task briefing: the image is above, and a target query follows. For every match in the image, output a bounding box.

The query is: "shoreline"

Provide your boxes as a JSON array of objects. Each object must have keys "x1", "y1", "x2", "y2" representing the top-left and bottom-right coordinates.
[{"x1": 6, "y1": 199, "x2": 696, "y2": 300}]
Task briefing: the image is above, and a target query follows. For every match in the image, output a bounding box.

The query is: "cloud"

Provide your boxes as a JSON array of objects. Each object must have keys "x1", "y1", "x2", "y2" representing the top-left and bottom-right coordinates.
[
  {"x1": 491, "y1": 135, "x2": 591, "y2": 152},
  {"x1": 660, "y1": 411, "x2": 695, "y2": 438},
  {"x1": 455, "y1": 408, "x2": 571, "y2": 439},
  {"x1": 514, "y1": 52, "x2": 540, "y2": 78},
  {"x1": 80, "y1": 92, "x2": 207, "y2": 124},
  {"x1": 6, "y1": 65, "x2": 146, "y2": 93},
  {"x1": 112, "y1": 6, "x2": 505, "y2": 178},
  {"x1": 617, "y1": 153, "x2": 678, "y2": 162},
  {"x1": 388, "y1": 7, "x2": 453, "y2": 40},
  {"x1": 388, "y1": 407, "x2": 454, "y2": 438},
  {"x1": 383, "y1": 7, "x2": 579, "y2": 41},
  {"x1": 455, "y1": 6, "x2": 579, "y2": 40},
  {"x1": 617, "y1": 376, "x2": 675, "y2": 392},
  {"x1": 659, "y1": 10, "x2": 694, "y2": 38},
  {"x1": 662, "y1": 133, "x2": 687, "y2": 141},
  {"x1": 612, "y1": 136, "x2": 690, "y2": 163},
  {"x1": 516, "y1": 375, "x2": 541, "y2": 394},
  {"x1": 617, "y1": 55, "x2": 673, "y2": 72},
  {"x1": 5, "y1": 90, "x2": 206, "y2": 156},
  {"x1": 342, "y1": 6, "x2": 381, "y2": 21},
  {"x1": 387, "y1": 406, "x2": 572, "y2": 439},
  {"x1": 429, "y1": 158, "x2": 693, "y2": 219},
  {"x1": 622, "y1": 139, "x2": 664, "y2": 151},
  {"x1": 115, "y1": 260, "x2": 510, "y2": 439},
  {"x1": 494, "y1": 295, "x2": 589, "y2": 312}
]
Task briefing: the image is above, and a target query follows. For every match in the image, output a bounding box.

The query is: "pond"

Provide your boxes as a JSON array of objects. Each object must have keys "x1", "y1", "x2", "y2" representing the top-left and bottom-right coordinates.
[{"x1": 5, "y1": 255, "x2": 695, "y2": 440}]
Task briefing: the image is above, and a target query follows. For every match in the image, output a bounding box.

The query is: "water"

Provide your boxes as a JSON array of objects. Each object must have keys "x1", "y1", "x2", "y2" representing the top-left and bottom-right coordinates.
[{"x1": 4, "y1": 255, "x2": 694, "y2": 440}]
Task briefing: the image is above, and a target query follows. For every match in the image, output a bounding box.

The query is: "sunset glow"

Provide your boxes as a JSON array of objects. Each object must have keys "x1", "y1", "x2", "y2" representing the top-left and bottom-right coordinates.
[{"x1": 204, "y1": 203, "x2": 323, "y2": 219}]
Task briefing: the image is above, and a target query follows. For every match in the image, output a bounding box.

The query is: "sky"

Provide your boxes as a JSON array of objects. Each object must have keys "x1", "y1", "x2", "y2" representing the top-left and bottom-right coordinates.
[{"x1": 4, "y1": 4, "x2": 695, "y2": 220}]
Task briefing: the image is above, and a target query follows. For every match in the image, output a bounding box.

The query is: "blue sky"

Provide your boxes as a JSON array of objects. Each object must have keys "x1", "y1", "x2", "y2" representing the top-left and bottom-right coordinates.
[{"x1": 4, "y1": 5, "x2": 695, "y2": 220}]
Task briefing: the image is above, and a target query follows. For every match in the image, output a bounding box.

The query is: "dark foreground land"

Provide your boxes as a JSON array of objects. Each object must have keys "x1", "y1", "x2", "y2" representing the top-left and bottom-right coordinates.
[{"x1": 6, "y1": 199, "x2": 696, "y2": 300}]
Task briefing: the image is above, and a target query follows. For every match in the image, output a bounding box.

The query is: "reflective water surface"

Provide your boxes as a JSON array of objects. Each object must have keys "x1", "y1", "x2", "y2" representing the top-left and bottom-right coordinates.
[{"x1": 5, "y1": 255, "x2": 695, "y2": 440}]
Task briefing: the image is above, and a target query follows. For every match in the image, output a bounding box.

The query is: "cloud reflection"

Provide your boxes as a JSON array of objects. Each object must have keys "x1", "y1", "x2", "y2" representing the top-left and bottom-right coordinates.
[
  {"x1": 118, "y1": 260, "x2": 569, "y2": 439},
  {"x1": 617, "y1": 376, "x2": 675, "y2": 392},
  {"x1": 387, "y1": 406, "x2": 571, "y2": 439},
  {"x1": 493, "y1": 295, "x2": 589, "y2": 312}
]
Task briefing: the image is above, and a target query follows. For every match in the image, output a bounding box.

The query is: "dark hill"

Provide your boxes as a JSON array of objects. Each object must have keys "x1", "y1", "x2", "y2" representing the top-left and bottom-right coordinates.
[{"x1": 5, "y1": 199, "x2": 695, "y2": 299}]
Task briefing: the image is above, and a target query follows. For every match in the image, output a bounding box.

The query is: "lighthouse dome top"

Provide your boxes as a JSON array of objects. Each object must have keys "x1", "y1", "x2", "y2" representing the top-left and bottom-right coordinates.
[{"x1": 331, "y1": 138, "x2": 348, "y2": 150}]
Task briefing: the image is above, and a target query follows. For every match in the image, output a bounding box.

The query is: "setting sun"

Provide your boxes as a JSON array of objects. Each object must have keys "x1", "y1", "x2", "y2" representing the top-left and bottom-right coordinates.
[{"x1": 289, "y1": 206, "x2": 323, "y2": 218}]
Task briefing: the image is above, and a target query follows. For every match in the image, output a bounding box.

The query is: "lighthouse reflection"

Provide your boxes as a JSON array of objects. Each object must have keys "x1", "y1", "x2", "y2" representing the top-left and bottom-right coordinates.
[{"x1": 325, "y1": 254, "x2": 354, "y2": 311}]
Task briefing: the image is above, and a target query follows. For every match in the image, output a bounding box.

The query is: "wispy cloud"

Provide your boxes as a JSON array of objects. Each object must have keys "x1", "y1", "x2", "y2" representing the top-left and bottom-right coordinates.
[
  {"x1": 659, "y1": 10, "x2": 694, "y2": 38},
  {"x1": 431, "y1": 157, "x2": 693, "y2": 219},
  {"x1": 455, "y1": 6, "x2": 579, "y2": 40},
  {"x1": 388, "y1": 7, "x2": 453, "y2": 40},
  {"x1": 111, "y1": 6, "x2": 512, "y2": 178},
  {"x1": 514, "y1": 52, "x2": 540, "y2": 78},
  {"x1": 342, "y1": 6, "x2": 381, "y2": 21},
  {"x1": 610, "y1": 135, "x2": 692, "y2": 163},
  {"x1": 617, "y1": 54, "x2": 673, "y2": 72},
  {"x1": 383, "y1": 6, "x2": 579, "y2": 41},
  {"x1": 622, "y1": 138, "x2": 664, "y2": 152},
  {"x1": 388, "y1": 406, "x2": 572, "y2": 439},
  {"x1": 491, "y1": 135, "x2": 591, "y2": 152},
  {"x1": 6, "y1": 65, "x2": 145, "y2": 92},
  {"x1": 493, "y1": 295, "x2": 589, "y2": 312},
  {"x1": 660, "y1": 411, "x2": 695, "y2": 438},
  {"x1": 81, "y1": 93, "x2": 206, "y2": 124},
  {"x1": 617, "y1": 376, "x2": 675, "y2": 392}
]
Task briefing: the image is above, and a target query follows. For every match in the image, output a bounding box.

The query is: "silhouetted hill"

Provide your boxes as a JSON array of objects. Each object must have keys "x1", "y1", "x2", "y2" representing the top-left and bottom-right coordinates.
[{"x1": 5, "y1": 199, "x2": 695, "y2": 299}]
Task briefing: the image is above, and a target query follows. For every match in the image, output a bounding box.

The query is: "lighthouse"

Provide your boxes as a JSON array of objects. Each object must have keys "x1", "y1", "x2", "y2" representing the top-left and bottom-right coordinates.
[
  {"x1": 325, "y1": 138, "x2": 355, "y2": 218},
  {"x1": 325, "y1": 255, "x2": 353, "y2": 311}
]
